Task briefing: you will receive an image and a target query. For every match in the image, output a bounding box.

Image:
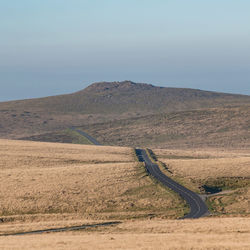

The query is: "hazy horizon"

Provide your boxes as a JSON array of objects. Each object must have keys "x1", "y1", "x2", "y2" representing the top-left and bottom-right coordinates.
[{"x1": 1, "y1": 0, "x2": 249, "y2": 101}]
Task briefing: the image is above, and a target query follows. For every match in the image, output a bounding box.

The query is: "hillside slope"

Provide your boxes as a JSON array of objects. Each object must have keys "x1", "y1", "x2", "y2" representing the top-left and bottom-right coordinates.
[
  {"x1": 0, "y1": 81, "x2": 250, "y2": 144},
  {"x1": 19, "y1": 105, "x2": 250, "y2": 149},
  {"x1": 75, "y1": 106, "x2": 250, "y2": 149}
]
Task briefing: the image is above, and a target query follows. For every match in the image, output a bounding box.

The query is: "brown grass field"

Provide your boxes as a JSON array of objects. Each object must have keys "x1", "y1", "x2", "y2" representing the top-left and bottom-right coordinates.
[
  {"x1": 1, "y1": 139, "x2": 250, "y2": 249},
  {"x1": 0, "y1": 218, "x2": 250, "y2": 249},
  {"x1": 0, "y1": 139, "x2": 185, "y2": 225}
]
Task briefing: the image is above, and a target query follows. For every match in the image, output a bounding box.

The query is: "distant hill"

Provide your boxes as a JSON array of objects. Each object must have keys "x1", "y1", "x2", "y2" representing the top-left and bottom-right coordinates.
[
  {"x1": 1, "y1": 81, "x2": 250, "y2": 115},
  {"x1": 1, "y1": 81, "x2": 250, "y2": 148}
]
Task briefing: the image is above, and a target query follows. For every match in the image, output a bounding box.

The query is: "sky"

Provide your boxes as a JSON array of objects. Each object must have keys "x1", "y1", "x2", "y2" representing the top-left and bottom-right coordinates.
[{"x1": 0, "y1": 0, "x2": 250, "y2": 101}]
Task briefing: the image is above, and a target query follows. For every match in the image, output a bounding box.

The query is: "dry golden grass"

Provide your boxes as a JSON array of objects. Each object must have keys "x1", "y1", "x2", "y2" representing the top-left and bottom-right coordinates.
[
  {"x1": 1, "y1": 140, "x2": 250, "y2": 249},
  {"x1": 154, "y1": 148, "x2": 250, "y2": 216},
  {"x1": 155, "y1": 148, "x2": 250, "y2": 180},
  {"x1": 0, "y1": 139, "x2": 132, "y2": 169},
  {"x1": 0, "y1": 218, "x2": 250, "y2": 249},
  {"x1": 0, "y1": 139, "x2": 185, "y2": 227}
]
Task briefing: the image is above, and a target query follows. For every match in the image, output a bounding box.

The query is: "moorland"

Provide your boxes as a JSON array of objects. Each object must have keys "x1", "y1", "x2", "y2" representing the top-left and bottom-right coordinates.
[{"x1": 0, "y1": 81, "x2": 250, "y2": 249}]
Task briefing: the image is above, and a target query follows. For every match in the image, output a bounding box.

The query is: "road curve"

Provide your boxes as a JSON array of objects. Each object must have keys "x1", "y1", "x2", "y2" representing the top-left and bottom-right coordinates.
[
  {"x1": 71, "y1": 127, "x2": 101, "y2": 145},
  {"x1": 135, "y1": 149, "x2": 209, "y2": 219},
  {"x1": 67, "y1": 130, "x2": 208, "y2": 218}
]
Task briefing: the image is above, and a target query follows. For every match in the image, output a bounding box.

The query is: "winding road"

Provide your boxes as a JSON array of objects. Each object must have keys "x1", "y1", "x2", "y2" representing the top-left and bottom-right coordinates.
[
  {"x1": 72, "y1": 130, "x2": 208, "y2": 219},
  {"x1": 135, "y1": 149, "x2": 209, "y2": 219},
  {"x1": 3, "y1": 131, "x2": 208, "y2": 237}
]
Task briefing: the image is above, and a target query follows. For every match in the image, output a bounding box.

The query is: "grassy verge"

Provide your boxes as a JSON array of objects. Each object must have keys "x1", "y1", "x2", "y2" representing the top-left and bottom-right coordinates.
[
  {"x1": 146, "y1": 148, "x2": 200, "y2": 193},
  {"x1": 19, "y1": 129, "x2": 93, "y2": 145},
  {"x1": 204, "y1": 178, "x2": 250, "y2": 216},
  {"x1": 63, "y1": 128, "x2": 93, "y2": 145},
  {"x1": 133, "y1": 149, "x2": 189, "y2": 218}
]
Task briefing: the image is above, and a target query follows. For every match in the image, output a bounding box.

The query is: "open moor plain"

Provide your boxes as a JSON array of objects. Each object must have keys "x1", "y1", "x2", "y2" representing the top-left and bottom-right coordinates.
[{"x1": 0, "y1": 139, "x2": 250, "y2": 249}]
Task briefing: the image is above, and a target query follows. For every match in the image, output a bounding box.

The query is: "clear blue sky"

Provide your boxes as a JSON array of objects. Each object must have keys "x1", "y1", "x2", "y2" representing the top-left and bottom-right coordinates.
[{"x1": 0, "y1": 0, "x2": 249, "y2": 101}]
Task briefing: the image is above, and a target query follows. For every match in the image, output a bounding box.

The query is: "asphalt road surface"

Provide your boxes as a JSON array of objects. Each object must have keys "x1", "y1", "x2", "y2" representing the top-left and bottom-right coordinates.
[{"x1": 135, "y1": 149, "x2": 209, "y2": 219}]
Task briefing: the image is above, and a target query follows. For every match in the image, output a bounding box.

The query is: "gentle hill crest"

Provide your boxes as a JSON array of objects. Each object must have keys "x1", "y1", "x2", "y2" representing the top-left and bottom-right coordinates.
[{"x1": 1, "y1": 81, "x2": 250, "y2": 115}]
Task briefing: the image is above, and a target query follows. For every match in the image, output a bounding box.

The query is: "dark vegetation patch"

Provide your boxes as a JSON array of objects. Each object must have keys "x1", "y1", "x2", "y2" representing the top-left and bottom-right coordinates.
[
  {"x1": 202, "y1": 177, "x2": 250, "y2": 193},
  {"x1": 202, "y1": 185, "x2": 222, "y2": 194}
]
